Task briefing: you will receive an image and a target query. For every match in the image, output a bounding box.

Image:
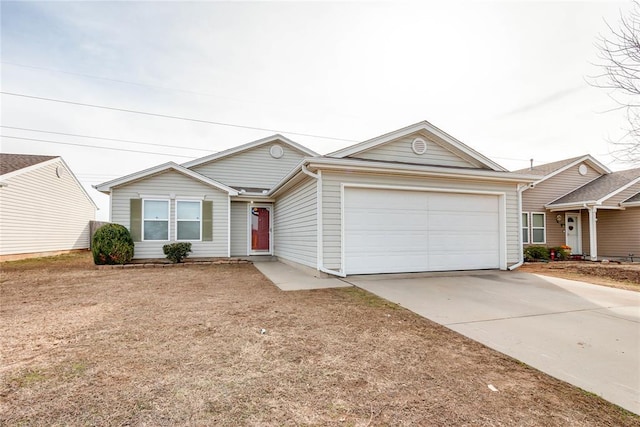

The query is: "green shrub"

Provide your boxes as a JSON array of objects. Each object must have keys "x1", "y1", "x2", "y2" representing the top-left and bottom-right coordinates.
[
  {"x1": 550, "y1": 246, "x2": 571, "y2": 261},
  {"x1": 163, "y1": 242, "x2": 192, "y2": 263},
  {"x1": 92, "y1": 223, "x2": 134, "y2": 265},
  {"x1": 524, "y1": 246, "x2": 550, "y2": 262}
]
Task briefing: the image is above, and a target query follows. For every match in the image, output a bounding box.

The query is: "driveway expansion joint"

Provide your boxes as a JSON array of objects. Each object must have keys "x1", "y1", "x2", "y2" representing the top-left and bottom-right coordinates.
[{"x1": 443, "y1": 305, "x2": 634, "y2": 326}]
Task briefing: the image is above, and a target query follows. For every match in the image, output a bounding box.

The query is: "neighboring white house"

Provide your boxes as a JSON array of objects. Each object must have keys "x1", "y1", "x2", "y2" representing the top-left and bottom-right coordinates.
[
  {"x1": 96, "y1": 122, "x2": 537, "y2": 275},
  {"x1": 0, "y1": 154, "x2": 97, "y2": 261}
]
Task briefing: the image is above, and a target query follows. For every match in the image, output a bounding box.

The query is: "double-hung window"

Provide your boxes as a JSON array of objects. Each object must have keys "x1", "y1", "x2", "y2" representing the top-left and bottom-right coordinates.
[
  {"x1": 143, "y1": 200, "x2": 169, "y2": 241},
  {"x1": 176, "y1": 200, "x2": 202, "y2": 241},
  {"x1": 531, "y1": 212, "x2": 546, "y2": 244},
  {"x1": 522, "y1": 213, "x2": 530, "y2": 244}
]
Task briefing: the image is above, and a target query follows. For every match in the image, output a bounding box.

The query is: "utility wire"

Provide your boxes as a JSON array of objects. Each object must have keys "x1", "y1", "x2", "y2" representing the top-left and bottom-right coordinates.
[
  {"x1": 1, "y1": 91, "x2": 358, "y2": 143},
  {"x1": 1, "y1": 61, "x2": 266, "y2": 105},
  {"x1": 1, "y1": 125, "x2": 216, "y2": 153},
  {"x1": 0, "y1": 135, "x2": 197, "y2": 159}
]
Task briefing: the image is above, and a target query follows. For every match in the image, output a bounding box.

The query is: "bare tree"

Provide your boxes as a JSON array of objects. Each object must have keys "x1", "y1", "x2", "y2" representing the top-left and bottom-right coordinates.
[{"x1": 594, "y1": 1, "x2": 640, "y2": 164}]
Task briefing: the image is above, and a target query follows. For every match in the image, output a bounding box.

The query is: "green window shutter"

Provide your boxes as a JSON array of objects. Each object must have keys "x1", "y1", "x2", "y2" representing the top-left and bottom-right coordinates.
[
  {"x1": 130, "y1": 199, "x2": 142, "y2": 242},
  {"x1": 202, "y1": 200, "x2": 213, "y2": 241}
]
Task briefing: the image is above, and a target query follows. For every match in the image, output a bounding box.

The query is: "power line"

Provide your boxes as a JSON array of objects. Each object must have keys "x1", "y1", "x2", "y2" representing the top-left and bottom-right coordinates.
[
  {"x1": 0, "y1": 125, "x2": 216, "y2": 153},
  {"x1": 0, "y1": 135, "x2": 197, "y2": 159},
  {"x1": 1, "y1": 61, "x2": 258, "y2": 104},
  {"x1": 0, "y1": 91, "x2": 358, "y2": 143}
]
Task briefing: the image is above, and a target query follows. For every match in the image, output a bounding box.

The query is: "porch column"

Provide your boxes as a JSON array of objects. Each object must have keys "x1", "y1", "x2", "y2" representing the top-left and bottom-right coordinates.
[{"x1": 587, "y1": 206, "x2": 598, "y2": 261}]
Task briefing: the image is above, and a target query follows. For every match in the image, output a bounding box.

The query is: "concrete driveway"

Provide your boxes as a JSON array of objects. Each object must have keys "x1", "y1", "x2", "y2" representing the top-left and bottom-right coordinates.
[{"x1": 345, "y1": 271, "x2": 640, "y2": 414}]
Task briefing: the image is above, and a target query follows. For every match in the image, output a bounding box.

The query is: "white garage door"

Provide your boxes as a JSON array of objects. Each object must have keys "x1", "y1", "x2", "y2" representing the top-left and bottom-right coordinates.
[{"x1": 344, "y1": 188, "x2": 501, "y2": 274}]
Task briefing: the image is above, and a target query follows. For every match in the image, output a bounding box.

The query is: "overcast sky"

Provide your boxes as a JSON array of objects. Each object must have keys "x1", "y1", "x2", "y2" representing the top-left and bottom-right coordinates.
[{"x1": 0, "y1": 1, "x2": 634, "y2": 220}]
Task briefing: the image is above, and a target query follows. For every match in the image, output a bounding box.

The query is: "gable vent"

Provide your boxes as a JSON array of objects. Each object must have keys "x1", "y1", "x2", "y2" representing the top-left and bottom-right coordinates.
[
  {"x1": 270, "y1": 144, "x2": 284, "y2": 159},
  {"x1": 411, "y1": 138, "x2": 427, "y2": 155}
]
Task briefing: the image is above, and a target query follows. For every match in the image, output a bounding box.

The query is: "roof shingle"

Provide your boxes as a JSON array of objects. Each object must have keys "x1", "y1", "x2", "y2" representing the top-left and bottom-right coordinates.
[
  {"x1": 548, "y1": 168, "x2": 640, "y2": 205},
  {"x1": 0, "y1": 153, "x2": 58, "y2": 176}
]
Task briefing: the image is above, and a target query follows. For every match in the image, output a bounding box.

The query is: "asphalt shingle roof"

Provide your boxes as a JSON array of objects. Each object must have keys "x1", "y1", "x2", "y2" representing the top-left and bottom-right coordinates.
[
  {"x1": 623, "y1": 192, "x2": 640, "y2": 204},
  {"x1": 548, "y1": 168, "x2": 640, "y2": 205},
  {"x1": 0, "y1": 153, "x2": 58, "y2": 176}
]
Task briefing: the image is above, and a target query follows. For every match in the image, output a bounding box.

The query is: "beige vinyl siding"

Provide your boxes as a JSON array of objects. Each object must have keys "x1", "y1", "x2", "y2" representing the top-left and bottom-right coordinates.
[
  {"x1": 320, "y1": 171, "x2": 520, "y2": 271},
  {"x1": 0, "y1": 160, "x2": 96, "y2": 255},
  {"x1": 523, "y1": 163, "x2": 602, "y2": 212},
  {"x1": 602, "y1": 182, "x2": 640, "y2": 207},
  {"x1": 110, "y1": 170, "x2": 229, "y2": 259},
  {"x1": 348, "y1": 133, "x2": 482, "y2": 168},
  {"x1": 595, "y1": 208, "x2": 640, "y2": 258},
  {"x1": 540, "y1": 212, "x2": 572, "y2": 248},
  {"x1": 190, "y1": 144, "x2": 305, "y2": 189},
  {"x1": 522, "y1": 163, "x2": 602, "y2": 248},
  {"x1": 230, "y1": 201, "x2": 248, "y2": 256},
  {"x1": 581, "y1": 208, "x2": 639, "y2": 259},
  {"x1": 274, "y1": 177, "x2": 317, "y2": 268}
]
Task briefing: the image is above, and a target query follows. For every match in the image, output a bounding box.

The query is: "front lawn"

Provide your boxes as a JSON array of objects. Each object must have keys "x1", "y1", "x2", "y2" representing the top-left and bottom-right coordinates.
[{"x1": 1, "y1": 253, "x2": 637, "y2": 426}]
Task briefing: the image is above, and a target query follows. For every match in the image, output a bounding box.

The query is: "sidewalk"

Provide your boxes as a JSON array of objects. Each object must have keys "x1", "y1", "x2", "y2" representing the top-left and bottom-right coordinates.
[{"x1": 253, "y1": 261, "x2": 350, "y2": 291}]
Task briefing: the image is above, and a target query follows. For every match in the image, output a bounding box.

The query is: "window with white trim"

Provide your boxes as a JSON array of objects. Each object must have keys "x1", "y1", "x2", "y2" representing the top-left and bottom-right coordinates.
[
  {"x1": 531, "y1": 212, "x2": 546, "y2": 244},
  {"x1": 176, "y1": 200, "x2": 202, "y2": 241},
  {"x1": 143, "y1": 199, "x2": 169, "y2": 241},
  {"x1": 522, "y1": 212, "x2": 529, "y2": 244}
]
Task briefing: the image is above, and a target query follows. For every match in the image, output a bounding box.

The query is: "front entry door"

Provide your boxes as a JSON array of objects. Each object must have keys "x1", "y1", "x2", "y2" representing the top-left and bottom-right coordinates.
[
  {"x1": 565, "y1": 213, "x2": 581, "y2": 254},
  {"x1": 250, "y1": 206, "x2": 271, "y2": 254}
]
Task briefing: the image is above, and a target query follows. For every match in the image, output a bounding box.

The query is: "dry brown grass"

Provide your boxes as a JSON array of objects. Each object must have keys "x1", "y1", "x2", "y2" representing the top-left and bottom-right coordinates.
[
  {"x1": 1, "y1": 253, "x2": 638, "y2": 426},
  {"x1": 520, "y1": 261, "x2": 640, "y2": 292}
]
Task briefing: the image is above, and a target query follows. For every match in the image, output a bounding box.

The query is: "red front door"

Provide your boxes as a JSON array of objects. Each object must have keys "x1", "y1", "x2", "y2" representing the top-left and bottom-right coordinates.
[{"x1": 251, "y1": 207, "x2": 270, "y2": 252}]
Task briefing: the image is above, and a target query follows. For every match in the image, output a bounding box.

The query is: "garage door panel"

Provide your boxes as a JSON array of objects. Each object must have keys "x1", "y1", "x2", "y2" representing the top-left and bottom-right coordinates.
[{"x1": 344, "y1": 188, "x2": 501, "y2": 274}]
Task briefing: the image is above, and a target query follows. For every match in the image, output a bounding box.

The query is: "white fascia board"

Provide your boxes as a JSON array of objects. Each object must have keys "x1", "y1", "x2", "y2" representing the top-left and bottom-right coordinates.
[
  {"x1": 533, "y1": 155, "x2": 611, "y2": 185},
  {"x1": 181, "y1": 134, "x2": 318, "y2": 169},
  {"x1": 0, "y1": 157, "x2": 61, "y2": 180},
  {"x1": 621, "y1": 201, "x2": 640, "y2": 207},
  {"x1": 304, "y1": 157, "x2": 537, "y2": 183},
  {"x1": 545, "y1": 200, "x2": 598, "y2": 210},
  {"x1": 327, "y1": 120, "x2": 507, "y2": 172},
  {"x1": 267, "y1": 158, "x2": 307, "y2": 197},
  {"x1": 57, "y1": 157, "x2": 100, "y2": 209},
  {"x1": 95, "y1": 162, "x2": 238, "y2": 195},
  {"x1": 596, "y1": 176, "x2": 640, "y2": 204}
]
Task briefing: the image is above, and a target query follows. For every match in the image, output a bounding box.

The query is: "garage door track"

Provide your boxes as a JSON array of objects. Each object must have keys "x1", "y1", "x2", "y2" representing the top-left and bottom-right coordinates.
[{"x1": 347, "y1": 271, "x2": 640, "y2": 414}]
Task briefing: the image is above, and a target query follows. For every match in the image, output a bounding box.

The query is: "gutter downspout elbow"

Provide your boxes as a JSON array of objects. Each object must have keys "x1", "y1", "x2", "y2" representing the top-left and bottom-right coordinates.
[{"x1": 301, "y1": 163, "x2": 319, "y2": 179}]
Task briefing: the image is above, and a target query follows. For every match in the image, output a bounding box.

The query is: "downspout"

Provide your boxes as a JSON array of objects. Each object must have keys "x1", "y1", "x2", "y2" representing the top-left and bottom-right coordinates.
[
  {"x1": 509, "y1": 183, "x2": 531, "y2": 270},
  {"x1": 301, "y1": 165, "x2": 346, "y2": 278},
  {"x1": 585, "y1": 204, "x2": 598, "y2": 261}
]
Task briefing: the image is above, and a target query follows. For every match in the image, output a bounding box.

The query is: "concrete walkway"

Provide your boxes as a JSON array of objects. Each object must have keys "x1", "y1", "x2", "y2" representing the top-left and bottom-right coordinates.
[
  {"x1": 254, "y1": 261, "x2": 350, "y2": 291},
  {"x1": 346, "y1": 271, "x2": 640, "y2": 414}
]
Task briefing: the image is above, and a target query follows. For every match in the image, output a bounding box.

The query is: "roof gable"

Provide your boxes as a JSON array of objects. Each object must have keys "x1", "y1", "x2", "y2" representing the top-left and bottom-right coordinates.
[
  {"x1": 327, "y1": 121, "x2": 506, "y2": 172},
  {"x1": 0, "y1": 153, "x2": 59, "y2": 176},
  {"x1": 181, "y1": 134, "x2": 318, "y2": 169},
  {"x1": 1, "y1": 155, "x2": 98, "y2": 209},
  {"x1": 94, "y1": 162, "x2": 238, "y2": 195},
  {"x1": 516, "y1": 155, "x2": 610, "y2": 183}
]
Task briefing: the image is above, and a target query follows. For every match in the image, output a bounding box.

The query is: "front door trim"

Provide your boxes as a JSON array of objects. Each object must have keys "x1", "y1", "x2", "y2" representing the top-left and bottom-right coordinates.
[
  {"x1": 247, "y1": 203, "x2": 273, "y2": 255},
  {"x1": 565, "y1": 212, "x2": 582, "y2": 254}
]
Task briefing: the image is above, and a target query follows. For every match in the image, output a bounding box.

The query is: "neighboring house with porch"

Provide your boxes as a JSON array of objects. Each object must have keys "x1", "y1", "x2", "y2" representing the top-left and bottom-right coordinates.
[
  {"x1": 0, "y1": 153, "x2": 97, "y2": 261},
  {"x1": 96, "y1": 121, "x2": 537, "y2": 276},
  {"x1": 519, "y1": 155, "x2": 640, "y2": 261}
]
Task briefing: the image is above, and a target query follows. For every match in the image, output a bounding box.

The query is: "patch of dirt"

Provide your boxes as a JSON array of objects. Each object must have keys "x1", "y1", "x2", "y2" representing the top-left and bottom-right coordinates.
[
  {"x1": 1, "y1": 253, "x2": 638, "y2": 426},
  {"x1": 519, "y1": 261, "x2": 640, "y2": 292}
]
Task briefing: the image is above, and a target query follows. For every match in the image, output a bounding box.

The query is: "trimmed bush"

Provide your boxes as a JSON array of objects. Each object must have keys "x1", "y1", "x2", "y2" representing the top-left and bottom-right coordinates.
[
  {"x1": 524, "y1": 246, "x2": 550, "y2": 262},
  {"x1": 163, "y1": 242, "x2": 192, "y2": 263},
  {"x1": 550, "y1": 246, "x2": 571, "y2": 261},
  {"x1": 92, "y1": 223, "x2": 134, "y2": 265}
]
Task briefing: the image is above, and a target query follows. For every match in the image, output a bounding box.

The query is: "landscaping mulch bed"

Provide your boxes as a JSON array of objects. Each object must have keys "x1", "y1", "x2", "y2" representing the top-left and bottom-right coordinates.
[{"x1": 1, "y1": 252, "x2": 638, "y2": 426}]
